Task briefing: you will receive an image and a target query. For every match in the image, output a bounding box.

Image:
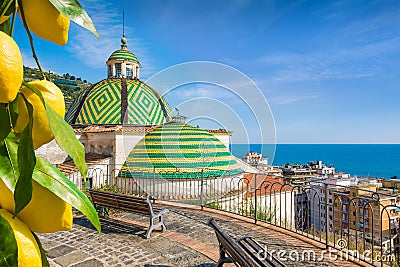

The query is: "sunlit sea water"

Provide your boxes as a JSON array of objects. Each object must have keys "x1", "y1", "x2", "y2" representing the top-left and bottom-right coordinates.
[{"x1": 231, "y1": 144, "x2": 400, "y2": 179}]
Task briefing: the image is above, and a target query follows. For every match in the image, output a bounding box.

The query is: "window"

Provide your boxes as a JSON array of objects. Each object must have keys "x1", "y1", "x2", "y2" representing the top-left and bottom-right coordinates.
[
  {"x1": 126, "y1": 68, "x2": 132, "y2": 77},
  {"x1": 115, "y1": 63, "x2": 121, "y2": 77}
]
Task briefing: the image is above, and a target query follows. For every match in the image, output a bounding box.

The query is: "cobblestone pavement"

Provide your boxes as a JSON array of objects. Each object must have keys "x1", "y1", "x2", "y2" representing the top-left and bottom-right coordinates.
[{"x1": 38, "y1": 203, "x2": 363, "y2": 267}]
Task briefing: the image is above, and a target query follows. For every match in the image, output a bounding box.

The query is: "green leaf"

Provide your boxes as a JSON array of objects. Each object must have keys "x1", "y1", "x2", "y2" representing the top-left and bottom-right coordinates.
[
  {"x1": 14, "y1": 95, "x2": 35, "y2": 217},
  {"x1": 0, "y1": 103, "x2": 11, "y2": 141},
  {"x1": 0, "y1": 134, "x2": 100, "y2": 233},
  {"x1": 32, "y1": 232, "x2": 50, "y2": 267},
  {"x1": 0, "y1": 133, "x2": 20, "y2": 190},
  {"x1": 46, "y1": 105, "x2": 87, "y2": 180},
  {"x1": 22, "y1": 82, "x2": 88, "y2": 180},
  {"x1": 0, "y1": 213, "x2": 18, "y2": 267},
  {"x1": 33, "y1": 158, "x2": 101, "y2": 233},
  {"x1": 0, "y1": 16, "x2": 10, "y2": 34},
  {"x1": 48, "y1": 0, "x2": 99, "y2": 38},
  {"x1": 0, "y1": 0, "x2": 15, "y2": 17},
  {"x1": 8, "y1": 95, "x2": 18, "y2": 127},
  {"x1": 0, "y1": 96, "x2": 19, "y2": 142}
]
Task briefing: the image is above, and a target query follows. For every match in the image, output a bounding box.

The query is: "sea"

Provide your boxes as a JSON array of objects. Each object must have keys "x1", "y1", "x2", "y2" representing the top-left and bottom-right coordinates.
[{"x1": 230, "y1": 144, "x2": 400, "y2": 179}]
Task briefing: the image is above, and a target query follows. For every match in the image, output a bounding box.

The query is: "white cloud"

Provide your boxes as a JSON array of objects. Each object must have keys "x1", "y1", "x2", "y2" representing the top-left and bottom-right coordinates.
[
  {"x1": 269, "y1": 94, "x2": 319, "y2": 105},
  {"x1": 21, "y1": 50, "x2": 37, "y2": 68},
  {"x1": 67, "y1": 0, "x2": 156, "y2": 78},
  {"x1": 257, "y1": 36, "x2": 400, "y2": 83},
  {"x1": 256, "y1": 6, "x2": 400, "y2": 84}
]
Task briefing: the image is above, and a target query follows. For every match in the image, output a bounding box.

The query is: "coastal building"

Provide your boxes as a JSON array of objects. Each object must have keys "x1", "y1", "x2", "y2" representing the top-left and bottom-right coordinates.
[
  {"x1": 242, "y1": 152, "x2": 268, "y2": 167},
  {"x1": 332, "y1": 185, "x2": 400, "y2": 252},
  {"x1": 382, "y1": 179, "x2": 400, "y2": 193},
  {"x1": 281, "y1": 163, "x2": 317, "y2": 180},
  {"x1": 279, "y1": 160, "x2": 359, "y2": 185},
  {"x1": 308, "y1": 177, "x2": 357, "y2": 231}
]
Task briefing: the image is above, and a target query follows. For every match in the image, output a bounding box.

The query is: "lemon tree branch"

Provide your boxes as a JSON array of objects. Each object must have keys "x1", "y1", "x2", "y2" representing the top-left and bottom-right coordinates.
[
  {"x1": 0, "y1": 0, "x2": 13, "y2": 19},
  {"x1": 9, "y1": 1, "x2": 17, "y2": 37},
  {"x1": 18, "y1": 0, "x2": 47, "y2": 80}
]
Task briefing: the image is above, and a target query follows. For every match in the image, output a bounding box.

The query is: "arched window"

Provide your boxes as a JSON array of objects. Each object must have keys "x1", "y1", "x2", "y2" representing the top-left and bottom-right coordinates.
[
  {"x1": 115, "y1": 63, "x2": 122, "y2": 77},
  {"x1": 126, "y1": 65, "x2": 132, "y2": 77}
]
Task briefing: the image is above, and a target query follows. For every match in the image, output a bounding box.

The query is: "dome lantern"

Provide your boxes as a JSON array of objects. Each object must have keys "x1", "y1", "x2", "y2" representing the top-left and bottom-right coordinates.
[{"x1": 106, "y1": 36, "x2": 140, "y2": 79}]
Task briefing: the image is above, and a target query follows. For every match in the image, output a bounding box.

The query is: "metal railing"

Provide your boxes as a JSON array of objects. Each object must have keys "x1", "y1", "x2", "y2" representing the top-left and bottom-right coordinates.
[{"x1": 66, "y1": 164, "x2": 400, "y2": 266}]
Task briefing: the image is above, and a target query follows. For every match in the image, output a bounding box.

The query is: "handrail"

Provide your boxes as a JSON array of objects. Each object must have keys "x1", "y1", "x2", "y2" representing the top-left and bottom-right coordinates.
[{"x1": 63, "y1": 163, "x2": 400, "y2": 266}]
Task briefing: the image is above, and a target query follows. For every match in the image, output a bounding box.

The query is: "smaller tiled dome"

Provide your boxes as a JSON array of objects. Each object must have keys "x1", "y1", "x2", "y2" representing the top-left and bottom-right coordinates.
[
  {"x1": 119, "y1": 122, "x2": 242, "y2": 178},
  {"x1": 106, "y1": 37, "x2": 141, "y2": 79},
  {"x1": 108, "y1": 49, "x2": 138, "y2": 63}
]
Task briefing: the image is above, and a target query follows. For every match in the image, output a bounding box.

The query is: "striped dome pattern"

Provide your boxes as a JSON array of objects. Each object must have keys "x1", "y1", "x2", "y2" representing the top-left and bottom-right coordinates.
[
  {"x1": 119, "y1": 123, "x2": 242, "y2": 178},
  {"x1": 108, "y1": 49, "x2": 139, "y2": 63},
  {"x1": 65, "y1": 87, "x2": 89, "y2": 123},
  {"x1": 65, "y1": 78, "x2": 171, "y2": 125}
]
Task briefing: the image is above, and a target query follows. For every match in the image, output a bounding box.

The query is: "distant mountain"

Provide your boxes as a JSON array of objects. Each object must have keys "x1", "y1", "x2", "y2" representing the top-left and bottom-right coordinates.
[{"x1": 23, "y1": 66, "x2": 92, "y2": 111}]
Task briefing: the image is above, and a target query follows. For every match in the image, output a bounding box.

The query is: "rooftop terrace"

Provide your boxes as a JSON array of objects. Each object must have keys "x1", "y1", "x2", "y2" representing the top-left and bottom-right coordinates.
[{"x1": 39, "y1": 203, "x2": 364, "y2": 267}]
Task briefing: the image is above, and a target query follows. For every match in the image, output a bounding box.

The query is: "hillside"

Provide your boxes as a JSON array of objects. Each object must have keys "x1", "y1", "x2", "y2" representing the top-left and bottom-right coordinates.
[{"x1": 23, "y1": 66, "x2": 92, "y2": 111}]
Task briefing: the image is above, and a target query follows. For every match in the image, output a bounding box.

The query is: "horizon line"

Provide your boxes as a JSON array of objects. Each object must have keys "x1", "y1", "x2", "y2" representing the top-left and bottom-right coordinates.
[{"x1": 230, "y1": 143, "x2": 400, "y2": 145}]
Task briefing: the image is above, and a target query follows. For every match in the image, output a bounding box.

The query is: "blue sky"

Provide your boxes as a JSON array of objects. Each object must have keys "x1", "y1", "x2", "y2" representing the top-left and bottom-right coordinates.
[{"x1": 13, "y1": 0, "x2": 400, "y2": 144}]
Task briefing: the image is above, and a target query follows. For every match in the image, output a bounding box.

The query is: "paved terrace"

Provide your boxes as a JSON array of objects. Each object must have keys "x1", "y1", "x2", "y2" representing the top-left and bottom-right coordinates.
[{"x1": 38, "y1": 202, "x2": 364, "y2": 267}]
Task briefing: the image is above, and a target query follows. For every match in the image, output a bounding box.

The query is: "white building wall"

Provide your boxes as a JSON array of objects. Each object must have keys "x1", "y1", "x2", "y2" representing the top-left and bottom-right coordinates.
[
  {"x1": 116, "y1": 175, "x2": 243, "y2": 199},
  {"x1": 35, "y1": 139, "x2": 68, "y2": 164},
  {"x1": 86, "y1": 132, "x2": 115, "y2": 156},
  {"x1": 212, "y1": 133, "x2": 230, "y2": 149},
  {"x1": 217, "y1": 190, "x2": 295, "y2": 226},
  {"x1": 308, "y1": 179, "x2": 354, "y2": 231}
]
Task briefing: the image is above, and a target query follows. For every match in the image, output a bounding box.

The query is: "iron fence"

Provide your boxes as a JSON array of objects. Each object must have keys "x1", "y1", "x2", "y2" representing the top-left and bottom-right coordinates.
[{"x1": 67, "y1": 164, "x2": 400, "y2": 266}]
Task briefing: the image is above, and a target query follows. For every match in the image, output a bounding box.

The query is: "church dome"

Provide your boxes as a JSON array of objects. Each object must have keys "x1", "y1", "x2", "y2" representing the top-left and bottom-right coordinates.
[
  {"x1": 65, "y1": 37, "x2": 171, "y2": 125},
  {"x1": 119, "y1": 122, "x2": 243, "y2": 178},
  {"x1": 65, "y1": 78, "x2": 171, "y2": 125},
  {"x1": 108, "y1": 49, "x2": 139, "y2": 63}
]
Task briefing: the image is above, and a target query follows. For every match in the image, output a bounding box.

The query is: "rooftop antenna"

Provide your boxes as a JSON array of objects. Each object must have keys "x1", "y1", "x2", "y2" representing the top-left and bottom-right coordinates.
[
  {"x1": 122, "y1": 9, "x2": 125, "y2": 37},
  {"x1": 121, "y1": 9, "x2": 127, "y2": 49}
]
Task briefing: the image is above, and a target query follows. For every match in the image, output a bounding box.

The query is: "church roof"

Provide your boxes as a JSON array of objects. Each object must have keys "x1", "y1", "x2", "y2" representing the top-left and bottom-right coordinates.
[
  {"x1": 108, "y1": 49, "x2": 139, "y2": 63},
  {"x1": 119, "y1": 122, "x2": 243, "y2": 178},
  {"x1": 65, "y1": 78, "x2": 171, "y2": 125}
]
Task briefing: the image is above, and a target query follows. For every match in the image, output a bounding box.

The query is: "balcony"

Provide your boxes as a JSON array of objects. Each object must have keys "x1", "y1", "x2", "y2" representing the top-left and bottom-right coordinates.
[
  {"x1": 57, "y1": 163, "x2": 400, "y2": 267},
  {"x1": 39, "y1": 203, "x2": 368, "y2": 266}
]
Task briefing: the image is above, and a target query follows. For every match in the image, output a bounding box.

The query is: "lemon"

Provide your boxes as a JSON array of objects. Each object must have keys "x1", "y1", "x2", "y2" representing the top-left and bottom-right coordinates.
[
  {"x1": 20, "y1": 0, "x2": 70, "y2": 45},
  {"x1": 0, "y1": 179, "x2": 72, "y2": 233},
  {"x1": 0, "y1": 209, "x2": 42, "y2": 266},
  {"x1": 14, "y1": 80, "x2": 65, "y2": 149},
  {"x1": 0, "y1": 31, "x2": 23, "y2": 103}
]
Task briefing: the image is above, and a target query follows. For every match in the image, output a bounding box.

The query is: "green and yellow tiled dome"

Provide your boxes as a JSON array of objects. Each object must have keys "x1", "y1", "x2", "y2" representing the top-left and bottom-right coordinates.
[
  {"x1": 108, "y1": 49, "x2": 139, "y2": 63},
  {"x1": 65, "y1": 78, "x2": 171, "y2": 125},
  {"x1": 119, "y1": 123, "x2": 242, "y2": 178}
]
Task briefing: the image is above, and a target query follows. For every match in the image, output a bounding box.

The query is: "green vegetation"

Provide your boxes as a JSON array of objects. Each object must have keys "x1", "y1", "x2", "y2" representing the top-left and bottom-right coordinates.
[{"x1": 23, "y1": 66, "x2": 92, "y2": 111}]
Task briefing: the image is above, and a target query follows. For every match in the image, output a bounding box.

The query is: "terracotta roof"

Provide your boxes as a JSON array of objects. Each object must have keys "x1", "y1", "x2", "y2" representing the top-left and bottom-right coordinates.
[
  {"x1": 57, "y1": 153, "x2": 111, "y2": 176},
  {"x1": 244, "y1": 173, "x2": 294, "y2": 197},
  {"x1": 73, "y1": 125, "x2": 156, "y2": 134},
  {"x1": 206, "y1": 129, "x2": 232, "y2": 135}
]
